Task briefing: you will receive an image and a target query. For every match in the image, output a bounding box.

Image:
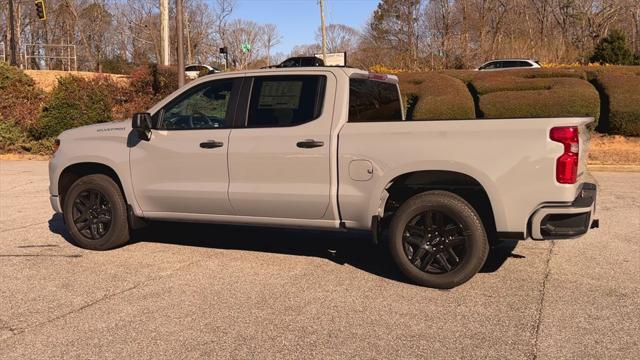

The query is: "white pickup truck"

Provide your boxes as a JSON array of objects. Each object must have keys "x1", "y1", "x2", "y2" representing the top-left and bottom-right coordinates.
[{"x1": 48, "y1": 67, "x2": 598, "y2": 288}]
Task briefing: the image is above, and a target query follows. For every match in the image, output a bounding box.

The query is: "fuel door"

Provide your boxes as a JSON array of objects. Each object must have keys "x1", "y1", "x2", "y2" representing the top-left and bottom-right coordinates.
[{"x1": 349, "y1": 159, "x2": 374, "y2": 181}]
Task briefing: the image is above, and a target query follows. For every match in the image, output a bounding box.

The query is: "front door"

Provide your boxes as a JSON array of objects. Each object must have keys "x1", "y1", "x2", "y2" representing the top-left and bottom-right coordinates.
[
  {"x1": 228, "y1": 73, "x2": 335, "y2": 219},
  {"x1": 130, "y1": 78, "x2": 240, "y2": 215}
]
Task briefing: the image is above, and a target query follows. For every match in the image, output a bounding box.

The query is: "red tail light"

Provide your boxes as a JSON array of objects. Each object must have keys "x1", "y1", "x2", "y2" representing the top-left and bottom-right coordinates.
[
  {"x1": 368, "y1": 73, "x2": 388, "y2": 81},
  {"x1": 550, "y1": 126, "x2": 579, "y2": 184}
]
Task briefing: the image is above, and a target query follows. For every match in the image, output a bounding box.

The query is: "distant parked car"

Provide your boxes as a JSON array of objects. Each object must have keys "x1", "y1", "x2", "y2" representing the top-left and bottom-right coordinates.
[
  {"x1": 477, "y1": 59, "x2": 541, "y2": 71},
  {"x1": 185, "y1": 64, "x2": 220, "y2": 79},
  {"x1": 276, "y1": 56, "x2": 325, "y2": 68}
]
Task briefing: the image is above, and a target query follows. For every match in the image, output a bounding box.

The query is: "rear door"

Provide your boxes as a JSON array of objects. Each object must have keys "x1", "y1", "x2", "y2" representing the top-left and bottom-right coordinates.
[{"x1": 227, "y1": 72, "x2": 335, "y2": 219}]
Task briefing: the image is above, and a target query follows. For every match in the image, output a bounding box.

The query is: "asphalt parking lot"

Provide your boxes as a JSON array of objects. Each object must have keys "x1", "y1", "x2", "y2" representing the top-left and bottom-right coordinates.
[{"x1": 0, "y1": 160, "x2": 638, "y2": 359}]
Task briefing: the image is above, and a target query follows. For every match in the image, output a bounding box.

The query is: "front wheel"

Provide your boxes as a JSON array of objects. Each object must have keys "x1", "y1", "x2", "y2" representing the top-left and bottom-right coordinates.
[
  {"x1": 63, "y1": 174, "x2": 130, "y2": 250},
  {"x1": 388, "y1": 191, "x2": 489, "y2": 288}
]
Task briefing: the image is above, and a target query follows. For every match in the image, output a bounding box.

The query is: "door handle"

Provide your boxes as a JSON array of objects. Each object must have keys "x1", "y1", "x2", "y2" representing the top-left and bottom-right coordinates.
[
  {"x1": 199, "y1": 140, "x2": 224, "y2": 149},
  {"x1": 296, "y1": 139, "x2": 324, "y2": 149}
]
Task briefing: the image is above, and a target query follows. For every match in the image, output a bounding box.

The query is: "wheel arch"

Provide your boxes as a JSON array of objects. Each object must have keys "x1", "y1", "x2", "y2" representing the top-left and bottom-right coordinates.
[
  {"x1": 58, "y1": 162, "x2": 127, "y2": 208},
  {"x1": 379, "y1": 170, "x2": 498, "y2": 241}
]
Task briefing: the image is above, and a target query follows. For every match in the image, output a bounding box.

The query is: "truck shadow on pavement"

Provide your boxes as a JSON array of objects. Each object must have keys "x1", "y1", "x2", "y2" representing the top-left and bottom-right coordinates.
[{"x1": 48, "y1": 214, "x2": 522, "y2": 285}]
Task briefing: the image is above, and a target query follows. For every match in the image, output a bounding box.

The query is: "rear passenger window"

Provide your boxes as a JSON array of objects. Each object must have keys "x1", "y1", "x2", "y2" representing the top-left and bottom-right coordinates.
[
  {"x1": 246, "y1": 75, "x2": 326, "y2": 127},
  {"x1": 348, "y1": 78, "x2": 402, "y2": 122}
]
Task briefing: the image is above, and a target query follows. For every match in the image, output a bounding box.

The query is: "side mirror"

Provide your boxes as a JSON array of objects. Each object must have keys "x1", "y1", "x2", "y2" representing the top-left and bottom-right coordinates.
[{"x1": 132, "y1": 112, "x2": 152, "y2": 141}]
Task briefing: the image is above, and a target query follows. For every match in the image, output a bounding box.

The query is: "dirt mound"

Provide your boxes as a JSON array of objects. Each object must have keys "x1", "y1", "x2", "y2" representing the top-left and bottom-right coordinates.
[{"x1": 24, "y1": 70, "x2": 129, "y2": 92}]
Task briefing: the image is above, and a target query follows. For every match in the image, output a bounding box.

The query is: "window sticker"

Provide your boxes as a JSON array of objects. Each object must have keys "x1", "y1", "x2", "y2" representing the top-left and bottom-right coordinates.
[{"x1": 258, "y1": 81, "x2": 303, "y2": 109}]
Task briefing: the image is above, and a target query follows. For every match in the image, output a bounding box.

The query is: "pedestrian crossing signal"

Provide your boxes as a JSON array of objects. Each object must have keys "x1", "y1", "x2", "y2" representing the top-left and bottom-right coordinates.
[{"x1": 35, "y1": 0, "x2": 47, "y2": 21}]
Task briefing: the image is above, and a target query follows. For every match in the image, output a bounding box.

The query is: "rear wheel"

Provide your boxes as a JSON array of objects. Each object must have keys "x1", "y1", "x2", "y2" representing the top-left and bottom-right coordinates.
[
  {"x1": 388, "y1": 191, "x2": 489, "y2": 288},
  {"x1": 63, "y1": 174, "x2": 130, "y2": 250}
]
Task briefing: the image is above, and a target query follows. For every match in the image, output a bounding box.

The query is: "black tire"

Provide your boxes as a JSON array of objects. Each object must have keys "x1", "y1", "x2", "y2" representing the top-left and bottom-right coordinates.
[
  {"x1": 63, "y1": 174, "x2": 130, "y2": 250},
  {"x1": 388, "y1": 191, "x2": 489, "y2": 289}
]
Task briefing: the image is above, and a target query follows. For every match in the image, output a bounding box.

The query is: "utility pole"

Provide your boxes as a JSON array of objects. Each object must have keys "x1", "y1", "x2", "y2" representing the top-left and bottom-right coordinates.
[
  {"x1": 176, "y1": 0, "x2": 185, "y2": 87},
  {"x1": 160, "y1": 0, "x2": 169, "y2": 66},
  {"x1": 8, "y1": 0, "x2": 17, "y2": 65},
  {"x1": 318, "y1": 0, "x2": 327, "y2": 63}
]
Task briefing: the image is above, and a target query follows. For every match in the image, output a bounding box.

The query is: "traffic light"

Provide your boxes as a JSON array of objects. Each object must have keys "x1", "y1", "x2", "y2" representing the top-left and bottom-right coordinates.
[{"x1": 34, "y1": 0, "x2": 46, "y2": 21}]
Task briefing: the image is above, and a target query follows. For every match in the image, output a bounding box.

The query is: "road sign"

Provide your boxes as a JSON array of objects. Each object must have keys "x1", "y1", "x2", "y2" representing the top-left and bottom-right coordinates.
[
  {"x1": 241, "y1": 43, "x2": 251, "y2": 53},
  {"x1": 314, "y1": 52, "x2": 347, "y2": 66}
]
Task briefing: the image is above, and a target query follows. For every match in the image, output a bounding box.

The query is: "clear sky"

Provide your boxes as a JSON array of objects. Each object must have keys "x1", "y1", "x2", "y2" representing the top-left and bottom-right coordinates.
[{"x1": 227, "y1": 0, "x2": 379, "y2": 55}]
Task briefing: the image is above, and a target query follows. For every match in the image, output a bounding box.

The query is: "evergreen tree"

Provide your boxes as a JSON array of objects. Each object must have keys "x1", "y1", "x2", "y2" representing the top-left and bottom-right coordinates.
[{"x1": 590, "y1": 30, "x2": 634, "y2": 65}]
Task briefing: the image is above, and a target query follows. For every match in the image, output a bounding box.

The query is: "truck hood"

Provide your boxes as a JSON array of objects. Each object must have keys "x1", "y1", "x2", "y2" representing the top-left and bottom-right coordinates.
[{"x1": 57, "y1": 120, "x2": 131, "y2": 141}]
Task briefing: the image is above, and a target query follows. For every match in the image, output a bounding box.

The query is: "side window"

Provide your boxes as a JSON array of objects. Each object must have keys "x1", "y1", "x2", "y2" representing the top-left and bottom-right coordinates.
[
  {"x1": 505, "y1": 61, "x2": 521, "y2": 68},
  {"x1": 518, "y1": 61, "x2": 533, "y2": 67},
  {"x1": 348, "y1": 78, "x2": 402, "y2": 122},
  {"x1": 159, "y1": 80, "x2": 233, "y2": 130},
  {"x1": 246, "y1": 75, "x2": 326, "y2": 127},
  {"x1": 482, "y1": 61, "x2": 500, "y2": 69}
]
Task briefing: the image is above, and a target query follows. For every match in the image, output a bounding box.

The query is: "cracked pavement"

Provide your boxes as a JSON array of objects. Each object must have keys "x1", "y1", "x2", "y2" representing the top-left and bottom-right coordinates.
[{"x1": 0, "y1": 160, "x2": 638, "y2": 359}]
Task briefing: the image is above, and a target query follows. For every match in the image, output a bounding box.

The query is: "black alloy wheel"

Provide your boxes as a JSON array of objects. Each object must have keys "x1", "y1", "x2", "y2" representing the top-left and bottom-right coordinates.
[
  {"x1": 402, "y1": 210, "x2": 468, "y2": 274},
  {"x1": 72, "y1": 189, "x2": 113, "y2": 240},
  {"x1": 63, "y1": 174, "x2": 130, "y2": 250}
]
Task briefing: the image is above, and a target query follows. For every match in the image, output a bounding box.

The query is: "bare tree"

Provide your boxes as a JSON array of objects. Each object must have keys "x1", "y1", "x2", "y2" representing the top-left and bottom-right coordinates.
[
  {"x1": 225, "y1": 19, "x2": 262, "y2": 69},
  {"x1": 316, "y1": 23, "x2": 360, "y2": 54},
  {"x1": 260, "y1": 23, "x2": 282, "y2": 66}
]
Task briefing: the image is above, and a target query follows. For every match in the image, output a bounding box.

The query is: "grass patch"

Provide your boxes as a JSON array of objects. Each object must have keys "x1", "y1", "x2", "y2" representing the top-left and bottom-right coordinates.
[{"x1": 589, "y1": 133, "x2": 640, "y2": 165}]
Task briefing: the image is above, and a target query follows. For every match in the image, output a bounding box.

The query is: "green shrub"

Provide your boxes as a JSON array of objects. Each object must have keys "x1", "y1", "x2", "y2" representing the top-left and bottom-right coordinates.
[
  {"x1": 470, "y1": 69, "x2": 599, "y2": 123},
  {"x1": 100, "y1": 55, "x2": 134, "y2": 75},
  {"x1": 0, "y1": 119, "x2": 55, "y2": 154},
  {"x1": 0, "y1": 62, "x2": 47, "y2": 130},
  {"x1": 123, "y1": 64, "x2": 179, "y2": 119},
  {"x1": 590, "y1": 30, "x2": 635, "y2": 65},
  {"x1": 130, "y1": 64, "x2": 179, "y2": 98},
  {"x1": 595, "y1": 72, "x2": 640, "y2": 136},
  {"x1": 31, "y1": 75, "x2": 114, "y2": 139},
  {"x1": 398, "y1": 72, "x2": 476, "y2": 120}
]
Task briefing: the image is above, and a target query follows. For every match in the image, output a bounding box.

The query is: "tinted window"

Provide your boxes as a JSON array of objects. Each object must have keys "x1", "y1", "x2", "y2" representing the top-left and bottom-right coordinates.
[
  {"x1": 246, "y1": 75, "x2": 326, "y2": 127},
  {"x1": 348, "y1": 78, "x2": 402, "y2": 122},
  {"x1": 504, "y1": 61, "x2": 521, "y2": 68},
  {"x1": 518, "y1": 61, "x2": 533, "y2": 67},
  {"x1": 481, "y1": 61, "x2": 501, "y2": 69},
  {"x1": 300, "y1": 57, "x2": 323, "y2": 66},
  {"x1": 159, "y1": 80, "x2": 233, "y2": 130},
  {"x1": 278, "y1": 59, "x2": 299, "y2": 67}
]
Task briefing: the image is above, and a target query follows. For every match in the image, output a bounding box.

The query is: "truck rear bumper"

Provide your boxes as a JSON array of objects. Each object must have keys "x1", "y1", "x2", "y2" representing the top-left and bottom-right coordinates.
[{"x1": 530, "y1": 183, "x2": 598, "y2": 240}]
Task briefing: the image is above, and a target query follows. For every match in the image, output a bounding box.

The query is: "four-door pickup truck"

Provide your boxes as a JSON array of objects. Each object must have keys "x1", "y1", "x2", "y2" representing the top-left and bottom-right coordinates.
[{"x1": 48, "y1": 67, "x2": 599, "y2": 288}]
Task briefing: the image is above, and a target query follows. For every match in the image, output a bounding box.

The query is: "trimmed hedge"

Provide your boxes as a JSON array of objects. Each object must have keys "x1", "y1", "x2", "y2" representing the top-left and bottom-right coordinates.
[
  {"x1": 470, "y1": 69, "x2": 600, "y2": 123},
  {"x1": 596, "y1": 72, "x2": 640, "y2": 136},
  {"x1": 439, "y1": 70, "x2": 477, "y2": 83},
  {"x1": 398, "y1": 72, "x2": 476, "y2": 120}
]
